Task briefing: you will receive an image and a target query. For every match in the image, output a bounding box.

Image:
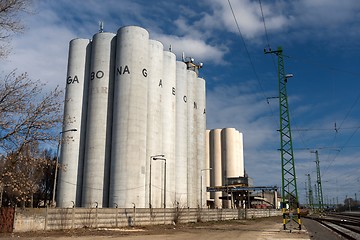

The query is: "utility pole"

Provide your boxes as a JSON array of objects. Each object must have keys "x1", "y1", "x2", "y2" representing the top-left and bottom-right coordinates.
[
  {"x1": 265, "y1": 47, "x2": 301, "y2": 230},
  {"x1": 311, "y1": 150, "x2": 323, "y2": 212}
]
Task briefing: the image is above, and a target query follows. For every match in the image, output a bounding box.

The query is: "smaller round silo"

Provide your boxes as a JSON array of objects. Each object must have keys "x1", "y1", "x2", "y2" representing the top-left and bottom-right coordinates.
[
  {"x1": 237, "y1": 131, "x2": 245, "y2": 177},
  {"x1": 57, "y1": 38, "x2": 91, "y2": 208},
  {"x1": 175, "y1": 61, "x2": 188, "y2": 207},
  {"x1": 210, "y1": 129, "x2": 222, "y2": 208},
  {"x1": 82, "y1": 32, "x2": 116, "y2": 208},
  {"x1": 222, "y1": 128, "x2": 238, "y2": 178},
  {"x1": 204, "y1": 129, "x2": 211, "y2": 207}
]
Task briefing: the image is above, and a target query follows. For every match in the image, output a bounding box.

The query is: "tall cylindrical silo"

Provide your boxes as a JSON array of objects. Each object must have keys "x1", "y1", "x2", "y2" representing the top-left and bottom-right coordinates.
[
  {"x1": 110, "y1": 26, "x2": 149, "y2": 208},
  {"x1": 146, "y1": 39, "x2": 164, "y2": 208},
  {"x1": 175, "y1": 61, "x2": 188, "y2": 207},
  {"x1": 161, "y1": 51, "x2": 176, "y2": 208},
  {"x1": 210, "y1": 129, "x2": 222, "y2": 208},
  {"x1": 196, "y1": 77, "x2": 206, "y2": 207},
  {"x1": 222, "y1": 128, "x2": 238, "y2": 178},
  {"x1": 82, "y1": 32, "x2": 116, "y2": 208},
  {"x1": 204, "y1": 129, "x2": 211, "y2": 207},
  {"x1": 237, "y1": 131, "x2": 245, "y2": 177},
  {"x1": 57, "y1": 38, "x2": 91, "y2": 208},
  {"x1": 221, "y1": 128, "x2": 237, "y2": 208},
  {"x1": 186, "y1": 70, "x2": 197, "y2": 208}
]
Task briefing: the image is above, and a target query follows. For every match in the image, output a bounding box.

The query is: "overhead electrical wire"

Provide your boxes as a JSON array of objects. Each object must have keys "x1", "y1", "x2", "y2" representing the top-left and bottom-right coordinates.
[
  {"x1": 227, "y1": 0, "x2": 277, "y2": 125},
  {"x1": 258, "y1": 0, "x2": 277, "y2": 72}
]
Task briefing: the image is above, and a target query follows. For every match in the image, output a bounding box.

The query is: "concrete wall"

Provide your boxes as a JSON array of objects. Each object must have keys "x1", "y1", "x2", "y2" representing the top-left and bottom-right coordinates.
[{"x1": 13, "y1": 208, "x2": 282, "y2": 232}]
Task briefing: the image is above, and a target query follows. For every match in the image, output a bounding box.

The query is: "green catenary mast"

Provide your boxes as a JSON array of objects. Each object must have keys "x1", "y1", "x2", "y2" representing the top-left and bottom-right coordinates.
[{"x1": 265, "y1": 47, "x2": 301, "y2": 230}]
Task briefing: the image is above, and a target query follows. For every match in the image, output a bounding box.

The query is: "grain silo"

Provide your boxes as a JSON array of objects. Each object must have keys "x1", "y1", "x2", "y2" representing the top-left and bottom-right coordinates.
[
  {"x1": 146, "y1": 39, "x2": 164, "y2": 208},
  {"x1": 186, "y1": 70, "x2": 197, "y2": 207},
  {"x1": 196, "y1": 77, "x2": 206, "y2": 207},
  {"x1": 57, "y1": 38, "x2": 91, "y2": 208},
  {"x1": 236, "y1": 131, "x2": 245, "y2": 177},
  {"x1": 175, "y1": 61, "x2": 188, "y2": 207},
  {"x1": 58, "y1": 25, "x2": 208, "y2": 209},
  {"x1": 109, "y1": 26, "x2": 149, "y2": 208},
  {"x1": 81, "y1": 32, "x2": 116, "y2": 208},
  {"x1": 210, "y1": 129, "x2": 222, "y2": 208},
  {"x1": 161, "y1": 51, "x2": 177, "y2": 208},
  {"x1": 204, "y1": 129, "x2": 211, "y2": 207}
]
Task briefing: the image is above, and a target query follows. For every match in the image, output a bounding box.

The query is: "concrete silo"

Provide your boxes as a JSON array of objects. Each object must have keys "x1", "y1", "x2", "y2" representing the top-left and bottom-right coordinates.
[
  {"x1": 175, "y1": 61, "x2": 188, "y2": 207},
  {"x1": 110, "y1": 26, "x2": 149, "y2": 208},
  {"x1": 57, "y1": 38, "x2": 91, "y2": 208},
  {"x1": 196, "y1": 77, "x2": 206, "y2": 208},
  {"x1": 146, "y1": 40, "x2": 164, "y2": 208},
  {"x1": 204, "y1": 130, "x2": 211, "y2": 207},
  {"x1": 210, "y1": 129, "x2": 222, "y2": 208},
  {"x1": 237, "y1": 131, "x2": 245, "y2": 177},
  {"x1": 186, "y1": 70, "x2": 197, "y2": 208},
  {"x1": 82, "y1": 32, "x2": 116, "y2": 208},
  {"x1": 160, "y1": 51, "x2": 176, "y2": 208}
]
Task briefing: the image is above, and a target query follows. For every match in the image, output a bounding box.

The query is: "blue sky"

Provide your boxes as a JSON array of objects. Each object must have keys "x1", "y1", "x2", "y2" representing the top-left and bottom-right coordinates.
[{"x1": 2, "y1": 0, "x2": 360, "y2": 206}]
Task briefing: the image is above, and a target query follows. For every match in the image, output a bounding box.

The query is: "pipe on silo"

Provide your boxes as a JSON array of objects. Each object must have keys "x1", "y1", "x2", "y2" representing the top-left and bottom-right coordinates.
[
  {"x1": 58, "y1": 38, "x2": 91, "y2": 208},
  {"x1": 196, "y1": 77, "x2": 206, "y2": 207},
  {"x1": 110, "y1": 26, "x2": 149, "y2": 208},
  {"x1": 161, "y1": 51, "x2": 176, "y2": 208},
  {"x1": 175, "y1": 61, "x2": 188, "y2": 207},
  {"x1": 82, "y1": 32, "x2": 116, "y2": 208},
  {"x1": 146, "y1": 39, "x2": 164, "y2": 208}
]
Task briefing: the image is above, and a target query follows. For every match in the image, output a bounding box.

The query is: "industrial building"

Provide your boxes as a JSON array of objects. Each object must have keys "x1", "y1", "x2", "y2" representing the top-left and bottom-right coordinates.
[{"x1": 57, "y1": 25, "x2": 253, "y2": 209}]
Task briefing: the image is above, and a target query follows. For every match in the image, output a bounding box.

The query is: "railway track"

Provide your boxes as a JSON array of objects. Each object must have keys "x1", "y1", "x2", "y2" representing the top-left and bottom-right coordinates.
[{"x1": 306, "y1": 212, "x2": 360, "y2": 239}]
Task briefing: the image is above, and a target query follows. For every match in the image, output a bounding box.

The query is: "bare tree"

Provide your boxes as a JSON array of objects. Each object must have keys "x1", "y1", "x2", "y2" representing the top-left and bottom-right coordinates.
[
  {"x1": 0, "y1": 0, "x2": 62, "y2": 207},
  {"x1": 0, "y1": 0, "x2": 32, "y2": 57},
  {"x1": 0, "y1": 71, "x2": 63, "y2": 207}
]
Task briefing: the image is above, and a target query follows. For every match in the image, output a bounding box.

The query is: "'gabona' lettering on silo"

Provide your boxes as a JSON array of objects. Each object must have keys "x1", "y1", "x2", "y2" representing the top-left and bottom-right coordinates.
[
  {"x1": 90, "y1": 70, "x2": 104, "y2": 80},
  {"x1": 67, "y1": 75, "x2": 80, "y2": 84},
  {"x1": 116, "y1": 65, "x2": 148, "y2": 78},
  {"x1": 193, "y1": 101, "x2": 206, "y2": 114},
  {"x1": 158, "y1": 79, "x2": 177, "y2": 97}
]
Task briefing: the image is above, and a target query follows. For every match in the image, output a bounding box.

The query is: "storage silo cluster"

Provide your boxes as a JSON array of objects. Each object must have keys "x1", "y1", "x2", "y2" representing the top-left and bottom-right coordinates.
[
  {"x1": 57, "y1": 26, "x2": 206, "y2": 209},
  {"x1": 206, "y1": 128, "x2": 244, "y2": 208}
]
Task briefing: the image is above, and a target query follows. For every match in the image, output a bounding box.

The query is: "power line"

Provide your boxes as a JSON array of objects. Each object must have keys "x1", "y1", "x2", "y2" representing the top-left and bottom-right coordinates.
[
  {"x1": 258, "y1": 0, "x2": 277, "y2": 72},
  {"x1": 227, "y1": 0, "x2": 277, "y2": 125},
  {"x1": 292, "y1": 126, "x2": 360, "y2": 132},
  {"x1": 227, "y1": 0, "x2": 266, "y2": 100}
]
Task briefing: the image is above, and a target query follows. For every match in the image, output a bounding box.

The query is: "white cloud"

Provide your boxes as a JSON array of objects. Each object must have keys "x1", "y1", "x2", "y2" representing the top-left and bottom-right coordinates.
[{"x1": 154, "y1": 33, "x2": 228, "y2": 64}]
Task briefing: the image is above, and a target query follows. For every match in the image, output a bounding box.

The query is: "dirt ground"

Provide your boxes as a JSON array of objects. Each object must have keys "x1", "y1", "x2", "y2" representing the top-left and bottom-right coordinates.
[{"x1": 1, "y1": 216, "x2": 310, "y2": 240}]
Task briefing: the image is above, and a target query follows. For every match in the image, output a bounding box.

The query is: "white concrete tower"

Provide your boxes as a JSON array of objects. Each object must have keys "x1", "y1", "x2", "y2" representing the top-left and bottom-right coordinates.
[
  {"x1": 237, "y1": 131, "x2": 245, "y2": 177},
  {"x1": 204, "y1": 129, "x2": 211, "y2": 207},
  {"x1": 161, "y1": 51, "x2": 176, "y2": 208},
  {"x1": 110, "y1": 26, "x2": 149, "y2": 208},
  {"x1": 82, "y1": 32, "x2": 116, "y2": 208},
  {"x1": 175, "y1": 61, "x2": 188, "y2": 207},
  {"x1": 58, "y1": 38, "x2": 91, "y2": 208},
  {"x1": 146, "y1": 39, "x2": 164, "y2": 208},
  {"x1": 210, "y1": 129, "x2": 222, "y2": 208},
  {"x1": 196, "y1": 77, "x2": 206, "y2": 207},
  {"x1": 186, "y1": 70, "x2": 197, "y2": 208}
]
